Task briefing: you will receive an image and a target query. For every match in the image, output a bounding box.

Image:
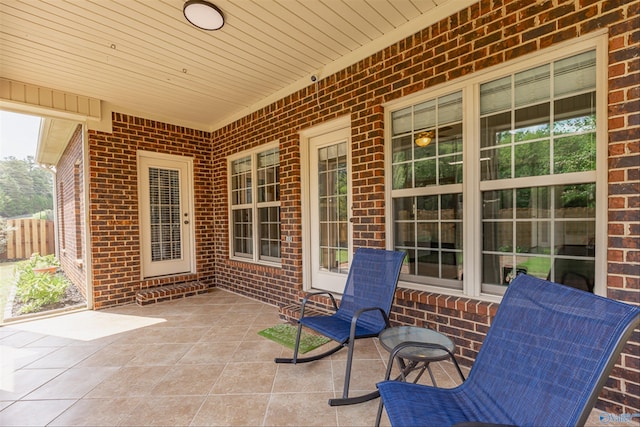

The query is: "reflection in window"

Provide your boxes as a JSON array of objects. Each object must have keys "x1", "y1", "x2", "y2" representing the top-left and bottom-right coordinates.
[
  {"x1": 390, "y1": 92, "x2": 464, "y2": 289},
  {"x1": 482, "y1": 184, "x2": 595, "y2": 293},
  {"x1": 479, "y1": 50, "x2": 597, "y2": 295},
  {"x1": 318, "y1": 142, "x2": 348, "y2": 273},
  {"x1": 480, "y1": 51, "x2": 596, "y2": 182},
  {"x1": 387, "y1": 47, "x2": 599, "y2": 296},
  {"x1": 392, "y1": 92, "x2": 463, "y2": 189},
  {"x1": 394, "y1": 194, "x2": 463, "y2": 285}
]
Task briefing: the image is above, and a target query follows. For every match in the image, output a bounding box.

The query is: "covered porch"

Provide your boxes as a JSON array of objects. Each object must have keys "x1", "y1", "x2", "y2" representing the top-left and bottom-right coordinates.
[{"x1": 0, "y1": 290, "x2": 617, "y2": 426}]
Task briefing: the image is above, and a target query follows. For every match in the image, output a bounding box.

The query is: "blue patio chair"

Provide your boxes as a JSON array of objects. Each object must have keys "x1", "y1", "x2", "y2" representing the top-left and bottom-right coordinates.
[
  {"x1": 376, "y1": 274, "x2": 640, "y2": 427},
  {"x1": 276, "y1": 247, "x2": 405, "y2": 406}
]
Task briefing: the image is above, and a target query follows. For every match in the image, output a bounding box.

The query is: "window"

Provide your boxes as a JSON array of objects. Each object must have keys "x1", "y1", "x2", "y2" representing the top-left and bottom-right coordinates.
[
  {"x1": 391, "y1": 92, "x2": 464, "y2": 289},
  {"x1": 480, "y1": 51, "x2": 596, "y2": 295},
  {"x1": 387, "y1": 38, "x2": 603, "y2": 297},
  {"x1": 229, "y1": 144, "x2": 281, "y2": 264}
]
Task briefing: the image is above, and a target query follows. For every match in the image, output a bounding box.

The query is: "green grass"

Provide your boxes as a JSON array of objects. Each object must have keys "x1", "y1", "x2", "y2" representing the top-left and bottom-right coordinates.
[
  {"x1": 258, "y1": 324, "x2": 330, "y2": 354},
  {"x1": 517, "y1": 256, "x2": 552, "y2": 278},
  {"x1": 0, "y1": 262, "x2": 18, "y2": 322}
]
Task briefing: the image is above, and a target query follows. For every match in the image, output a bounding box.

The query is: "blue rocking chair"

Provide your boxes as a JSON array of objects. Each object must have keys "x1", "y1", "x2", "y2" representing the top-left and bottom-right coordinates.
[
  {"x1": 276, "y1": 247, "x2": 405, "y2": 406},
  {"x1": 376, "y1": 274, "x2": 640, "y2": 427}
]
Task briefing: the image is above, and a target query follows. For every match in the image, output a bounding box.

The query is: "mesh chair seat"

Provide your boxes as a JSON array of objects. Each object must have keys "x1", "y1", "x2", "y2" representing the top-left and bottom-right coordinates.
[
  {"x1": 377, "y1": 274, "x2": 640, "y2": 427},
  {"x1": 299, "y1": 315, "x2": 380, "y2": 343}
]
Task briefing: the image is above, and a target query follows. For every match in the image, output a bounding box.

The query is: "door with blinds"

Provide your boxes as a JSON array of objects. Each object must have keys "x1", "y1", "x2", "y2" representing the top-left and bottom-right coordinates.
[{"x1": 138, "y1": 151, "x2": 194, "y2": 278}]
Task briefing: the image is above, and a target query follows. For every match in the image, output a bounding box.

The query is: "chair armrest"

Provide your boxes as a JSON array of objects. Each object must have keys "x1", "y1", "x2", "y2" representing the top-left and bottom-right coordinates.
[
  {"x1": 350, "y1": 306, "x2": 390, "y2": 336},
  {"x1": 300, "y1": 291, "x2": 339, "y2": 318}
]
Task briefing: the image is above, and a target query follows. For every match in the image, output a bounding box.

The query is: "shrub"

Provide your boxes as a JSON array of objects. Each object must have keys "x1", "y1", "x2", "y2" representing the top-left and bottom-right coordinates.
[{"x1": 15, "y1": 253, "x2": 68, "y2": 314}]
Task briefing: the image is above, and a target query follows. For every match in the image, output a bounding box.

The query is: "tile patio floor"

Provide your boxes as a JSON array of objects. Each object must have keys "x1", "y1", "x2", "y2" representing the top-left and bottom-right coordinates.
[{"x1": 0, "y1": 288, "x2": 621, "y2": 426}]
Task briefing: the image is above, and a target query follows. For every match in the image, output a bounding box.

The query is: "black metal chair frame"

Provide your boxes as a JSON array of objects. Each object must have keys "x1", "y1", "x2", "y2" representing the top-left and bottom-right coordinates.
[
  {"x1": 275, "y1": 248, "x2": 405, "y2": 406},
  {"x1": 275, "y1": 290, "x2": 392, "y2": 406}
]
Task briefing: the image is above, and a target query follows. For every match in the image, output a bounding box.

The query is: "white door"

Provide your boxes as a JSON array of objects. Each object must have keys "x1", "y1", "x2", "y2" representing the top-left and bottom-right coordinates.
[
  {"x1": 309, "y1": 128, "x2": 352, "y2": 293},
  {"x1": 138, "y1": 151, "x2": 194, "y2": 278}
]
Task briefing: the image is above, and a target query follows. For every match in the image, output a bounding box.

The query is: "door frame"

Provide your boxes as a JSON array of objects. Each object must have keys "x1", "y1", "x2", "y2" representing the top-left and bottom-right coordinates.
[
  {"x1": 137, "y1": 150, "x2": 195, "y2": 279},
  {"x1": 300, "y1": 115, "x2": 352, "y2": 293}
]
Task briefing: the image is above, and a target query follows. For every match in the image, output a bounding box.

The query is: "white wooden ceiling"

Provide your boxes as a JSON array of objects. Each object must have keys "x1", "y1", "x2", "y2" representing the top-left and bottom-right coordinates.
[{"x1": 1, "y1": 0, "x2": 471, "y2": 131}]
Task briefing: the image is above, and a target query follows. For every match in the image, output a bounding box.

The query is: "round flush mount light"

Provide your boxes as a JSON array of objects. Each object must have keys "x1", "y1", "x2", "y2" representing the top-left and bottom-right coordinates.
[{"x1": 183, "y1": 0, "x2": 225, "y2": 31}]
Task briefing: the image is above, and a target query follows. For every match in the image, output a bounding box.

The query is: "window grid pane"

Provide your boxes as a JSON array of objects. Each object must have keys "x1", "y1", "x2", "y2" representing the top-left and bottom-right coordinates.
[
  {"x1": 392, "y1": 91, "x2": 463, "y2": 190},
  {"x1": 231, "y1": 156, "x2": 252, "y2": 205},
  {"x1": 229, "y1": 148, "x2": 281, "y2": 263},
  {"x1": 393, "y1": 194, "x2": 463, "y2": 283},
  {"x1": 233, "y1": 208, "x2": 253, "y2": 257},
  {"x1": 318, "y1": 143, "x2": 349, "y2": 273},
  {"x1": 480, "y1": 51, "x2": 596, "y2": 182},
  {"x1": 259, "y1": 206, "x2": 281, "y2": 260},
  {"x1": 257, "y1": 148, "x2": 280, "y2": 203},
  {"x1": 481, "y1": 184, "x2": 595, "y2": 293}
]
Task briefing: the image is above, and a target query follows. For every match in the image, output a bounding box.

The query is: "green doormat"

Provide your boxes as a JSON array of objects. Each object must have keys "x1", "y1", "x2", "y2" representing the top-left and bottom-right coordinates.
[{"x1": 258, "y1": 324, "x2": 330, "y2": 354}]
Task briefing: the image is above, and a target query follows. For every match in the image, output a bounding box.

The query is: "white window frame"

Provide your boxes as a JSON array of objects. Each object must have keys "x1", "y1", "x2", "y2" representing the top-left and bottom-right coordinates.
[
  {"x1": 227, "y1": 141, "x2": 281, "y2": 266},
  {"x1": 385, "y1": 32, "x2": 608, "y2": 301}
]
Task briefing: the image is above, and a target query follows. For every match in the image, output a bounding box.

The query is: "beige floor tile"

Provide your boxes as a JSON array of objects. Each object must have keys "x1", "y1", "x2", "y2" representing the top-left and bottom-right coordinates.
[
  {"x1": 0, "y1": 368, "x2": 64, "y2": 400},
  {"x1": 331, "y1": 358, "x2": 387, "y2": 394},
  {"x1": 24, "y1": 345, "x2": 101, "y2": 369},
  {"x1": 125, "y1": 343, "x2": 193, "y2": 366},
  {"x1": 199, "y1": 324, "x2": 252, "y2": 342},
  {"x1": 178, "y1": 341, "x2": 241, "y2": 364},
  {"x1": 0, "y1": 399, "x2": 76, "y2": 426},
  {"x1": 330, "y1": 338, "x2": 383, "y2": 361},
  {"x1": 75, "y1": 344, "x2": 140, "y2": 367},
  {"x1": 48, "y1": 397, "x2": 143, "y2": 426},
  {"x1": 118, "y1": 395, "x2": 205, "y2": 426},
  {"x1": 24, "y1": 366, "x2": 118, "y2": 399},
  {"x1": 179, "y1": 313, "x2": 226, "y2": 327},
  {"x1": 151, "y1": 363, "x2": 225, "y2": 395},
  {"x1": 336, "y1": 396, "x2": 387, "y2": 427},
  {"x1": 0, "y1": 330, "x2": 47, "y2": 348},
  {"x1": 85, "y1": 365, "x2": 169, "y2": 398},
  {"x1": 273, "y1": 360, "x2": 334, "y2": 393},
  {"x1": 1, "y1": 344, "x2": 59, "y2": 371},
  {"x1": 251, "y1": 311, "x2": 282, "y2": 325},
  {"x1": 191, "y1": 393, "x2": 270, "y2": 426},
  {"x1": 210, "y1": 362, "x2": 277, "y2": 394},
  {"x1": 219, "y1": 314, "x2": 259, "y2": 326},
  {"x1": 231, "y1": 339, "x2": 286, "y2": 363},
  {"x1": 265, "y1": 392, "x2": 338, "y2": 426},
  {"x1": 115, "y1": 326, "x2": 211, "y2": 345},
  {"x1": 23, "y1": 334, "x2": 83, "y2": 348}
]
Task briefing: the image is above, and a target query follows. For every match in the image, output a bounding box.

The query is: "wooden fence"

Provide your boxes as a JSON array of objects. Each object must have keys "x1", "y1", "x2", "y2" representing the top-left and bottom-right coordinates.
[{"x1": 4, "y1": 219, "x2": 55, "y2": 260}]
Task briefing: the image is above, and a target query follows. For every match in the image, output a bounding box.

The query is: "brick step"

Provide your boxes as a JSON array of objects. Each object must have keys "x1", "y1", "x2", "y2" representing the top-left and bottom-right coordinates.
[
  {"x1": 278, "y1": 302, "x2": 333, "y2": 322},
  {"x1": 136, "y1": 281, "x2": 208, "y2": 306}
]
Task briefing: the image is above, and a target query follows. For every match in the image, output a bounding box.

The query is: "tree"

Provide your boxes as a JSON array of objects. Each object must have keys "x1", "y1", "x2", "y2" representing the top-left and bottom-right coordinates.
[{"x1": 0, "y1": 156, "x2": 53, "y2": 218}]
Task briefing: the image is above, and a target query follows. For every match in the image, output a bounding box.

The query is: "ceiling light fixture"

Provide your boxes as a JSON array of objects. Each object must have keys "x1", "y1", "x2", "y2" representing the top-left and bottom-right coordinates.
[
  {"x1": 183, "y1": 0, "x2": 225, "y2": 31},
  {"x1": 415, "y1": 130, "x2": 435, "y2": 147}
]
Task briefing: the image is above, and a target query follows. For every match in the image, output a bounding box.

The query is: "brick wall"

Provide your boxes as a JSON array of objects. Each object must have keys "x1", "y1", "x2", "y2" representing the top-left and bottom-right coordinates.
[
  {"x1": 56, "y1": 125, "x2": 86, "y2": 298},
  {"x1": 207, "y1": 0, "x2": 639, "y2": 414},
  {"x1": 87, "y1": 114, "x2": 213, "y2": 308}
]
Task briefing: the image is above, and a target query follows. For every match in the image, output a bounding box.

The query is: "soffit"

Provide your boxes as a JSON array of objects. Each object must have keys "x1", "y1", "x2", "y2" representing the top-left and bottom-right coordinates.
[{"x1": 0, "y1": 0, "x2": 472, "y2": 131}]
